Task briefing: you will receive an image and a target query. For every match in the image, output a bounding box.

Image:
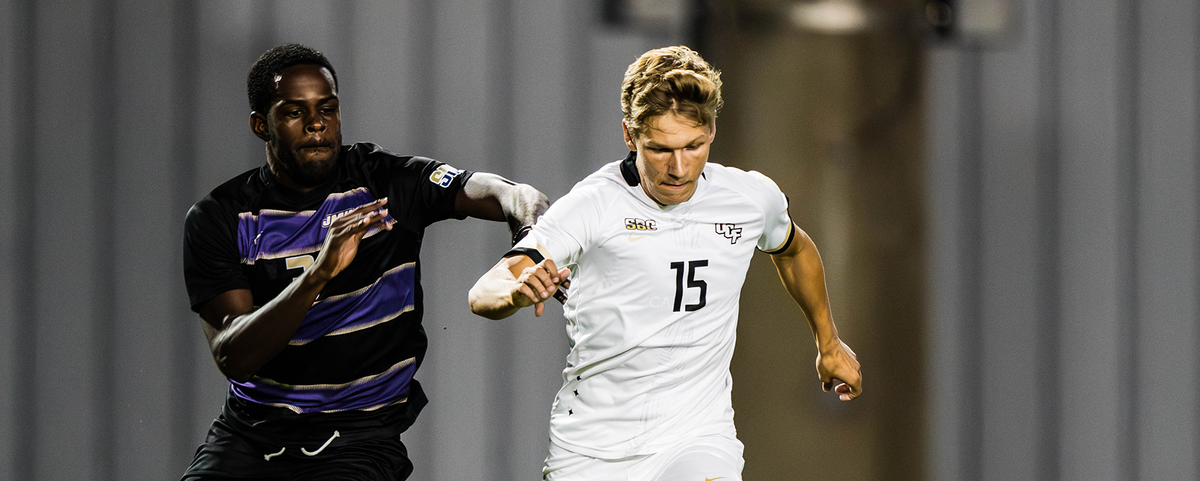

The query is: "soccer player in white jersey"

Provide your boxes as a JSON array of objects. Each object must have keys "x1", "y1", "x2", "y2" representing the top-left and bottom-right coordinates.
[{"x1": 468, "y1": 46, "x2": 862, "y2": 481}]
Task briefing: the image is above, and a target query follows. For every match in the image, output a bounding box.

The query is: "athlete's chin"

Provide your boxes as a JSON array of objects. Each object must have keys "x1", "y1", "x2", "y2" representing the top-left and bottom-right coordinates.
[
  {"x1": 653, "y1": 185, "x2": 696, "y2": 205},
  {"x1": 290, "y1": 157, "x2": 338, "y2": 186}
]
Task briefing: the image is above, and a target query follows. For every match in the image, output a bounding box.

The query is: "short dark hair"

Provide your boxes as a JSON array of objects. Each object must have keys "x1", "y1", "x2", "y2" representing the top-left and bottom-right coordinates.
[{"x1": 246, "y1": 43, "x2": 338, "y2": 114}]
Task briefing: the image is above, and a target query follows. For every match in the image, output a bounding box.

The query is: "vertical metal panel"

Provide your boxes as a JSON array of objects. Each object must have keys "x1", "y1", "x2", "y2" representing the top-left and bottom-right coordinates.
[
  {"x1": 351, "y1": 0, "x2": 422, "y2": 148},
  {"x1": 0, "y1": 0, "x2": 21, "y2": 479},
  {"x1": 110, "y1": 0, "x2": 179, "y2": 479},
  {"x1": 924, "y1": 44, "x2": 966, "y2": 481},
  {"x1": 976, "y1": 0, "x2": 1044, "y2": 475},
  {"x1": 413, "y1": 1, "x2": 496, "y2": 479},
  {"x1": 1114, "y1": 2, "x2": 1140, "y2": 480},
  {"x1": 1135, "y1": 0, "x2": 1199, "y2": 478},
  {"x1": 1033, "y1": 0, "x2": 1063, "y2": 479},
  {"x1": 1057, "y1": 0, "x2": 1125, "y2": 478},
  {"x1": 31, "y1": 0, "x2": 102, "y2": 477},
  {"x1": 91, "y1": 0, "x2": 118, "y2": 478},
  {"x1": 8, "y1": 0, "x2": 36, "y2": 478},
  {"x1": 169, "y1": 0, "x2": 202, "y2": 472},
  {"x1": 957, "y1": 45, "x2": 986, "y2": 481}
]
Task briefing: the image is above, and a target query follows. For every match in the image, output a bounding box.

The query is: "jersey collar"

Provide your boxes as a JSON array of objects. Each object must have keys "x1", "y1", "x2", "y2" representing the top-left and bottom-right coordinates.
[{"x1": 619, "y1": 150, "x2": 639, "y2": 186}]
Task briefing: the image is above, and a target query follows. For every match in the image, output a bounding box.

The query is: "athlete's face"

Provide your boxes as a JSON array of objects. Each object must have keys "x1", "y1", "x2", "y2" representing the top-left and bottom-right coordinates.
[
  {"x1": 624, "y1": 112, "x2": 715, "y2": 206},
  {"x1": 251, "y1": 63, "x2": 342, "y2": 190}
]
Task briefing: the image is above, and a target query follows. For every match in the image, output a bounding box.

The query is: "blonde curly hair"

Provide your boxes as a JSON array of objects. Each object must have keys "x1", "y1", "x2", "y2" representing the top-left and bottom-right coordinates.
[{"x1": 621, "y1": 46, "x2": 723, "y2": 139}]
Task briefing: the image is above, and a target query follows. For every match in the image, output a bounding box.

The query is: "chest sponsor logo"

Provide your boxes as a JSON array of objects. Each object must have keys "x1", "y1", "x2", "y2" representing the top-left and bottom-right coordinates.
[
  {"x1": 715, "y1": 223, "x2": 742, "y2": 244},
  {"x1": 429, "y1": 164, "x2": 460, "y2": 188},
  {"x1": 625, "y1": 217, "x2": 657, "y2": 231}
]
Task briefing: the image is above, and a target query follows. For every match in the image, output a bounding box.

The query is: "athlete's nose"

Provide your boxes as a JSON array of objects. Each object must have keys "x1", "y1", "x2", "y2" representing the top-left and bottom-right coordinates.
[
  {"x1": 305, "y1": 113, "x2": 325, "y2": 133},
  {"x1": 668, "y1": 150, "x2": 685, "y2": 177}
]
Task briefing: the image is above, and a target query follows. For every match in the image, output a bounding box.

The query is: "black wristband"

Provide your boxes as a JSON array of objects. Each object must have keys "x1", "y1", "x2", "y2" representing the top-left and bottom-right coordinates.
[
  {"x1": 511, "y1": 225, "x2": 533, "y2": 246},
  {"x1": 504, "y1": 246, "x2": 544, "y2": 263}
]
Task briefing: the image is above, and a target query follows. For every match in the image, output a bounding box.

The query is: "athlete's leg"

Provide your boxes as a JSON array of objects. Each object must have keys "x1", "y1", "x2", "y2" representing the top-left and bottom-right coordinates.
[
  {"x1": 641, "y1": 433, "x2": 744, "y2": 481},
  {"x1": 292, "y1": 435, "x2": 414, "y2": 481},
  {"x1": 543, "y1": 441, "x2": 641, "y2": 481},
  {"x1": 180, "y1": 417, "x2": 293, "y2": 481}
]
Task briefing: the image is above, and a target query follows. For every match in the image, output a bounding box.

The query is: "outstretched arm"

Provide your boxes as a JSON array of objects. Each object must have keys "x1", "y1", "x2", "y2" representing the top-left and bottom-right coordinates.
[
  {"x1": 770, "y1": 223, "x2": 862, "y2": 401},
  {"x1": 455, "y1": 172, "x2": 549, "y2": 239},
  {"x1": 197, "y1": 199, "x2": 391, "y2": 382},
  {"x1": 469, "y1": 250, "x2": 569, "y2": 320}
]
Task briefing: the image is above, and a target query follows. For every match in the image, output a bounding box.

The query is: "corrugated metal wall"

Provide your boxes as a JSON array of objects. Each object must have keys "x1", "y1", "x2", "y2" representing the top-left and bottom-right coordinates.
[{"x1": 926, "y1": 0, "x2": 1200, "y2": 479}]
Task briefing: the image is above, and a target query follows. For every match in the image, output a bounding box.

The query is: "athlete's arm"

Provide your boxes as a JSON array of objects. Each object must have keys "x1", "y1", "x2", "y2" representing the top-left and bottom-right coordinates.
[
  {"x1": 769, "y1": 223, "x2": 862, "y2": 401},
  {"x1": 468, "y1": 250, "x2": 569, "y2": 320},
  {"x1": 454, "y1": 172, "x2": 549, "y2": 238},
  {"x1": 196, "y1": 199, "x2": 391, "y2": 382}
]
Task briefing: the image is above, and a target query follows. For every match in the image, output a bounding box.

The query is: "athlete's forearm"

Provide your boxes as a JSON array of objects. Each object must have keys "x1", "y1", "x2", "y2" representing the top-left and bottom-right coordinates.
[
  {"x1": 202, "y1": 266, "x2": 331, "y2": 379},
  {"x1": 456, "y1": 173, "x2": 549, "y2": 234},
  {"x1": 770, "y1": 226, "x2": 841, "y2": 351},
  {"x1": 468, "y1": 259, "x2": 526, "y2": 320},
  {"x1": 499, "y1": 182, "x2": 549, "y2": 232}
]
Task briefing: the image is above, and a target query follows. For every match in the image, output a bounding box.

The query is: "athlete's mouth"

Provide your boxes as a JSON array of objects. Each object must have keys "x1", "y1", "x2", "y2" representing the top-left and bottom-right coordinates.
[{"x1": 300, "y1": 138, "x2": 332, "y2": 150}]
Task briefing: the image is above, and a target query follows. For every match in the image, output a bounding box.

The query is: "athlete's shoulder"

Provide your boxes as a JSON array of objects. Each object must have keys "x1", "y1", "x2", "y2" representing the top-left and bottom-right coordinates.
[
  {"x1": 343, "y1": 142, "x2": 435, "y2": 170},
  {"x1": 558, "y1": 160, "x2": 626, "y2": 199},
  {"x1": 704, "y1": 162, "x2": 782, "y2": 193},
  {"x1": 189, "y1": 166, "x2": 266, "y2": 222},
  {"x1": 343, "y1": 142, "x2": 472, "y2": 190}
]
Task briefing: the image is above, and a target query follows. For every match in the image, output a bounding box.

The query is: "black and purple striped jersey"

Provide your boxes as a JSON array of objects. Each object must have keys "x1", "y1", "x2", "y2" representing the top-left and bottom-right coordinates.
[{"x1": 183, "y1": 142, "x2": 471, "y2": 440}]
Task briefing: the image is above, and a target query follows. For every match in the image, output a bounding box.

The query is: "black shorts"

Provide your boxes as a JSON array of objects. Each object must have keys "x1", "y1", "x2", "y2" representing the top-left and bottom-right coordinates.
[{"x1": 181, "y1": 415, "x2": 414, "y2": 481}]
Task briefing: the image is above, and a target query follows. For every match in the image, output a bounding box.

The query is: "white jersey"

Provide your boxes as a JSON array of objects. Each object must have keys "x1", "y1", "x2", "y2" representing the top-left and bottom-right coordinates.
[{"x1": 519, "y1": 156, "x2": 794, "y2": 459}]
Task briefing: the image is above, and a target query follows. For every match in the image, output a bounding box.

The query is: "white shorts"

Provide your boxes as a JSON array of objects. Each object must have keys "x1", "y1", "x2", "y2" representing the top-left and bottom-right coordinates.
[{"x1": 542, "y1": 432, "x2": 744, "y2": 481}]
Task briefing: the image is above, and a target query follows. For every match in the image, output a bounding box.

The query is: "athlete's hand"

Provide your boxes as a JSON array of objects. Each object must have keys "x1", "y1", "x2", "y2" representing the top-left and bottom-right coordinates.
[
  {"x1": 512, "y1": 258, "x2": 570, "y2": 317},
  {"x1": 310, "y1": 198, "x2": 391, "y2": 282},
  {"x1": 816, "y1": 339, "x2": 861, "y2": 401}
]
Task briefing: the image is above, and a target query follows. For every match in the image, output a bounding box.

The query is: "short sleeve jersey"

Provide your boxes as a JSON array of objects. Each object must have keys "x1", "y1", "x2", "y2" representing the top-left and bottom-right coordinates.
[
  {"x1": 183, "y1": 143, "x2": 471, "y2": 438},
  {"x1": 517, "y1": 153, "x2": 793, "y2": 458}
]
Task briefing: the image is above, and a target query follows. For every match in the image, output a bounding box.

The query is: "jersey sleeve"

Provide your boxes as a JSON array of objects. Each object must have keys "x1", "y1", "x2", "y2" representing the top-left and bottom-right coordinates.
[
  {"x1": 183, "y1": 199, "x2": 249, "y2": 312},
  {"x1": 750, "y1": 171, "x2": 795, "y2": 253},
  {"x1": 516, "y1": 185, "x2": 604, "y2": 268},
  {"x1": 384, "y1": 155, "x2": 474, "y2": 228}
]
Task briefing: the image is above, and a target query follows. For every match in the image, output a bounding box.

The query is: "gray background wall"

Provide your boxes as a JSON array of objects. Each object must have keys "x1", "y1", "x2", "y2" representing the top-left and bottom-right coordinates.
[
  {"x1": 926, "y1": 0, "x2": 1199, "y2": 479},
  {"x1": 1, "y1": 0, "x2": 1198, "y2": 480}
]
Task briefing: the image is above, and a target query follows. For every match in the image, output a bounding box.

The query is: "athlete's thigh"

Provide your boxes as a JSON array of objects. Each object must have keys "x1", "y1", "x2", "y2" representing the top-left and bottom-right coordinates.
[
  {"x1": 640, "y1": 433, "x2": 744, "y2": 481},
  {"x1": 180, "y1": 419, "x2": 294, "y2": 481},
  {"x1": 543, "y1": 442, "x2": 640, "y2": 481},
  {"x1": 293, "y1": 436, "x2": 414, "y2": 481}
]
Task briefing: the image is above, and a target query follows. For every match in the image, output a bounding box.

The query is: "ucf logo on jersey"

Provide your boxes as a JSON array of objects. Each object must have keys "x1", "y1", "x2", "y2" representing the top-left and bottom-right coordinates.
[{"x1": 715, "y1": 223, "x2": 742, "y2": 244}]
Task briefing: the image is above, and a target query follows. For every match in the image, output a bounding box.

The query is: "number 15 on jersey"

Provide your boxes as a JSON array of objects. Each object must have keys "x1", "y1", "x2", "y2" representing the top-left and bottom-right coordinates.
[{"x1": 670, "y1": 260, "x2": 708, "y2": 312}]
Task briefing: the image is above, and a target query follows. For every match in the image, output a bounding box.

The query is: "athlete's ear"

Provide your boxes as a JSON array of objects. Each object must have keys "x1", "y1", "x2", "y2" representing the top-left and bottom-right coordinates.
[
  {"x1": 622, "y1": 120, "x2": 637, "y2": 152},
  {"x1": 708, "y1": 120, "x2": 717, "y2": 143},
  {"x1": 250, "y1": 111, "x2": 270, "y2": 142}
]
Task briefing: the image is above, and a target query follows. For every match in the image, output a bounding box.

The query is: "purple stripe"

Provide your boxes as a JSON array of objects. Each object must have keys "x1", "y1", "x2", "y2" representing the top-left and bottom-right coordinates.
[
  {"x1": 290, "y1": 263, "x2": 416, "y2": 345},
  {"x1": 236, "y1": 188, "x2": 393, "y2": 263},
  {"x1": 231, "y1": 357, "x2": 417, "y2": 414}
]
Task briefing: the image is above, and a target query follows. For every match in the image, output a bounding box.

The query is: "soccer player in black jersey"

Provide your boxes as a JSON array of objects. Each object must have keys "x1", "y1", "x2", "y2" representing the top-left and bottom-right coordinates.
[{"x1": 180, "y1": 44, "x2": 549, "y2": 480}]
